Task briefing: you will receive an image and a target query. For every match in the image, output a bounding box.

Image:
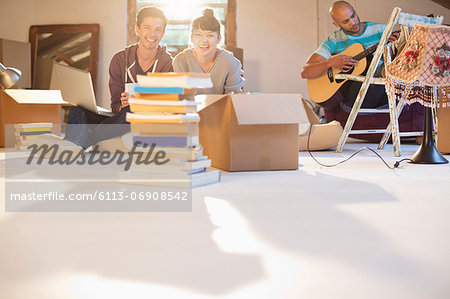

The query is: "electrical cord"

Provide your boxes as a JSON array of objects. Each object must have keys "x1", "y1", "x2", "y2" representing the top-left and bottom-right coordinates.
[{"x1": 306, "y1": 123, "x2": 413, "y2": 169}]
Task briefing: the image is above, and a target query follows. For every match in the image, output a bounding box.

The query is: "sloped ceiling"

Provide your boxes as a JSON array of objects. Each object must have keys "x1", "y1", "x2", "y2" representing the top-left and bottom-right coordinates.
[{"x1": 431, "y1": 0, "x2": 450, "y2": 10}]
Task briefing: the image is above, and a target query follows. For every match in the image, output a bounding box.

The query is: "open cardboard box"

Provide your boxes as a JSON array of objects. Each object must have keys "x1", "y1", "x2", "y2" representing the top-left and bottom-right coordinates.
[
  {"x1": 0, "y1": 89, "x2": 67, "y2": 147},
  {"x1": 437, "y1": 99, "x2": 450, "y2": 154},
  {"x1": 298, "y1": 99, "x2": 343, "y2": 151},
  {"x1": 197, "y1": 93, "x2": 307, "y2": 171}
]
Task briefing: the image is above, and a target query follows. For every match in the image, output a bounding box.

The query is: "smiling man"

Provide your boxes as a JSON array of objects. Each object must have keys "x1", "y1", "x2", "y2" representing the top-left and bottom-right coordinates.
[
  {"x1": 64, "y1": 6, "x2": 173, "y2": 148},
  {"x1": 301, "y1": 1, "x2": 398, "y2": 109},
  {"x1": 109, "y1": 6, "x2": 173, "y2": 112}
]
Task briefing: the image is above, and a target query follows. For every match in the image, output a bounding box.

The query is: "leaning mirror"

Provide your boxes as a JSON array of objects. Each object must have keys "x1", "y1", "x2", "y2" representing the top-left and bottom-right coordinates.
[{"x1": 29, "y1": 24, "x2": 99, "y2": 91}]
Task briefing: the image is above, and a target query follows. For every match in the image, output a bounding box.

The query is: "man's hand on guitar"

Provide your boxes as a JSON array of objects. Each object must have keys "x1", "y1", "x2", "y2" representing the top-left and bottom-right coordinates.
[
  {"x1": 388, "y1": 31, "x2": 400, "y2": 43},
  {"x1": 329, "y1": 55, "x2": 358, "y2": 71}
]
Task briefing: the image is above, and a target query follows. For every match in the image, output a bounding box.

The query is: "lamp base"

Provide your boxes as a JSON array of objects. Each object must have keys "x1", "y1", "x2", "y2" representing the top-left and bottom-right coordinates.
[
  {"x1": 410, "y1": 106, "x2": 448, "y2": 164},
  {"x1": 410, "y1": 142, "x2": 448, "y2": 164}
]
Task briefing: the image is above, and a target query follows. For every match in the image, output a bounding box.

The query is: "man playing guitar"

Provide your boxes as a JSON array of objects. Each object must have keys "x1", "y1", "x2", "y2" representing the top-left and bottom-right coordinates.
[{"x1": 301, "y1": 1, "x2": 399, "y2": 109}]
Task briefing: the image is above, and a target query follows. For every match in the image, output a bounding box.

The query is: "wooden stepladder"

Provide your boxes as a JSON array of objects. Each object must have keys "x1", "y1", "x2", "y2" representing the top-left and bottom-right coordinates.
[{"x1": 334, "y1": 7, "x2": 443, "y2": 157}]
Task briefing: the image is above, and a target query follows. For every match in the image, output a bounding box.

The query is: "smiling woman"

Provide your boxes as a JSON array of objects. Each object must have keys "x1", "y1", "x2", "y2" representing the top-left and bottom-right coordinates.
[
  {"x1": 127, "y1": 0, "x2": 236, "y2": 56},
  {"x1": 172, "y1": 8, "x2": 244, "y2": 94}
]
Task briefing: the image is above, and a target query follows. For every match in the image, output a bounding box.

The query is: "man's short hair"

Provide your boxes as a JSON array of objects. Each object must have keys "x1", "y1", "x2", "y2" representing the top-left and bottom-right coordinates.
[{"x1": 136, "y1": 6, "x2": 168, "y2": 28}]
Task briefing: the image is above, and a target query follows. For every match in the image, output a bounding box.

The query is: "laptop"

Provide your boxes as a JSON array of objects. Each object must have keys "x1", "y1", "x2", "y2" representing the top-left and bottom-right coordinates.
[{"x1": 50, "y1": 62, "x2": 112, "y2": 116}]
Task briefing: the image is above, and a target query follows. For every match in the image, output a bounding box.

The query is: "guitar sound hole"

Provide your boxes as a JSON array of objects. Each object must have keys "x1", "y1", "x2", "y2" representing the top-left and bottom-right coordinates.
[{"x1": 335, "y1": 67, "x2": 355, "y2": 83}]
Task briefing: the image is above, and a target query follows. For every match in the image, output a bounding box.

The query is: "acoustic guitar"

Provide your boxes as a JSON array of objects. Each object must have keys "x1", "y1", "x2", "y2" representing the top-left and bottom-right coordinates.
[{"x1": 307, "y1": 42, "x2": 382, "y2": 105}]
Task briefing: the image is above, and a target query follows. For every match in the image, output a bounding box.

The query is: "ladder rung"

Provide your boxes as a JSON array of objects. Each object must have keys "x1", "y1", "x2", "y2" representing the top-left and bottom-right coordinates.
[
  {"x1": 398, "y1": 131, "x2": 423, "y2": 137},
  {"x1": 359, "y1": 109, "x2": 390, "y2": 113},
  {"x1": 334, "y1": 74, "x2": 385, "y2": 85},
  {"x1": 349, "y1": 130, "x2": 424, "y2": 136},
  {"x1": 350, "y1": 129, "x2": 387, "y2": 134}
]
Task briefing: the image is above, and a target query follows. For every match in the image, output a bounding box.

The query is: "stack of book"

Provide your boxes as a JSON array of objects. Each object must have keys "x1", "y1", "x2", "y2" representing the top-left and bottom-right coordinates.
[
  {"x1": 14, "y1": 122, "x2": 53, "y2": 151},
  {"x1": 125, "y1": 73, "x2": 220, "y2": 187}
]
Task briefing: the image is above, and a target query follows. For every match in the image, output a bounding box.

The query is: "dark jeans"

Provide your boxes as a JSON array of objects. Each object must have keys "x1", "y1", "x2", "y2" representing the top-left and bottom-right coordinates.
[
  {"x1": 64, "y1": 106, "x2": 130, "y2": 148},
  {"x1": 346, "y1": 80, "x2": 388, "y2": 108},
  {"x1": 321, "y1": 63, "x2": 388, "y2": 110}
]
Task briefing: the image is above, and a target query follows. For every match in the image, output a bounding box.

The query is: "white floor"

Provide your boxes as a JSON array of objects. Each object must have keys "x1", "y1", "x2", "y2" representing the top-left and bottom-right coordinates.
[{"x1": 1, "y1": 142, "x2": 450, "y2": 299}]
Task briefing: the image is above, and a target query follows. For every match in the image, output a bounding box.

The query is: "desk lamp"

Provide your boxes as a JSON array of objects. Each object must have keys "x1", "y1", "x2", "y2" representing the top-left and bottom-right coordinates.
[{"x1": 0, "y1": 62, "x2": 21, "y2": 89}]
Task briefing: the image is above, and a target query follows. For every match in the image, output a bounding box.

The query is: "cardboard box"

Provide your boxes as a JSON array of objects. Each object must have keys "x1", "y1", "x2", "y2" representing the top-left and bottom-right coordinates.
[
  {"x1": 0, "y1": 89, "x2": 67, "y2": 147},
  {"x1": 437, "y1": 104, "x2": 450, "y2": 154},
  {"x1": 0, "y1": 39, "x2": 31, "y2": 89},
  {"x1": 33, "y1": 57, "x2": 54, "y2": 89},
  {"x1": 298, "y1": 99, "x2": 343, "y2": 151},
  {"x1": 197, "y1": 93, "x2": 306, "y2": 171}
]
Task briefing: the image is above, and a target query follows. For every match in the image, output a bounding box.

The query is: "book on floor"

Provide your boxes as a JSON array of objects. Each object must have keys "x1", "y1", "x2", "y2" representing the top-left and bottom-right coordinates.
[
  {"x1": 128, "y1": 156, "x2": 211, "y2": 173},
  {"x1": 126, "y1": 112, "x2": 200, "y2": 124},
  {"x1": 15, "y1": 130, "x2": 52, "y2": 136},
  {"x1": 135, "y1": 92, "x2": 195, "y2": 101},
  {"x1": 137, "y1": 72, "x2": 212, "y2": 89},
  {"x1": 129, "y1": 98, "x2": 198, "y2": 114},
  {"x1": 15, "y1": 136, "x2": 82, "y2": 155},
  {"x1": 130, "y1": 123, "x2": 199, "y2": 136},
  {"x1": 118, "y1": 167, "x2": 220, "y2": 188},
  {"x1": 133, "y1": 135, "x2": 200, "y2": 148},
  {"x1": 134, "y1": 86, "x2": 196, "y2": 95},
  {"x1": 127, "y1": 143, "x2": 204, "y2": 160},
  {"x1": 14, "y1": 123, "x2": 53, "y2": 130},
  {"x1": 191, "y1": 168, "x2": 221, "y2": 187}
]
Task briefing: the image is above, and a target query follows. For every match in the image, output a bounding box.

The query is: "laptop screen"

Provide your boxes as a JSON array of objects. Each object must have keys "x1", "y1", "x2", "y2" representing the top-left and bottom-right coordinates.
[{"x1": 49, "y1": 62, "x2": 99, "y2": 113}]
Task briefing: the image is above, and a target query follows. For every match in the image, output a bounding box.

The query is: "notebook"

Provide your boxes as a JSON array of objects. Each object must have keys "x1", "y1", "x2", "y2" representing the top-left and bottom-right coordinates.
[{"x1": 50, "y1": 62, "x2": 112, "y2": 116}]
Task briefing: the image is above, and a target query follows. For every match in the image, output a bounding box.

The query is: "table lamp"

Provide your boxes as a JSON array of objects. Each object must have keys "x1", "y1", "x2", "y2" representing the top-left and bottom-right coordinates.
[
  {"x1": 0, "y1": 62, "x2": 22, "y2": 89},
  {"x1": 385, "y1": 24, "x2": 449, "y2": 164}
]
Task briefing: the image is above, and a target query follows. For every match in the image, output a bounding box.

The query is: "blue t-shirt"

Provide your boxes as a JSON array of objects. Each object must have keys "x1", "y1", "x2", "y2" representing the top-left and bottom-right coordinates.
[{"x1": 315, "y1": 22, "x2": 385, "y2": 62}]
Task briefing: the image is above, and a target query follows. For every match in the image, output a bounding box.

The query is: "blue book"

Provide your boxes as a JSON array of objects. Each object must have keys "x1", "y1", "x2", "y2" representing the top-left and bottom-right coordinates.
[
  {"x1": 134, "y1": 86, "x2": 193, "y2": 94},
  {"x1": 133, "y1": 135, "x2": 199, "y2": 147}
]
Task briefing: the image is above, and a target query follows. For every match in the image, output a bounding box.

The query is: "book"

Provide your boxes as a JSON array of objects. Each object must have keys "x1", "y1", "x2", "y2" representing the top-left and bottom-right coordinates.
[
  {"x1": 117, "y1": 165, "x2": 219, "y2": 188},
  {"x1": 130, "y1": 144, "x2": 204, "y2": 160},
  {"x1": 14, "y1": 123, "x2": 53, "y2": 129},
  {"x1": 15, "y1": 127, "x2": 53, "y2": 133},
  {"x1": 191, "y1": 169, "x2": 221, "y2": 187},
  {"x1": 133, "y1": 135, "x2": 200, "y2": 148},
  {"x1": 15, "y1": 136, "x2": 83, "y2": 156},
  {"x1": 134, "y1": 86, "x2": 196, "y2": 95},
  {"x1": 126, "y1": 112, "x2": 200, "y2": 124},
  {"x1": 16, "y1": 138, "x2": 37, "y2": 146},
  {"x1": 129, "y1": 157, "x2": 211, "y2": 173},
  {"x1": 135, "y1": 93, "x2": 195, "y2": 101},
  {"x1": 15, "y1": 144, "x2": 32, "y2": 151},
  {"x1": 129, "y1": 98, "x2": 198, "y2": 114},
  {"x1": 137, "y1": 73, "x2": 213, "y2": 89},
  {"x1": 16, "y1": 134, "x2": 57, "y2": 142},
  {"x1": 130, "y1": 123, "x2": 199, "y2": 136},
  {"x1": 15, "y1": 130, "x2": 52, "y2": 136},
  {"x1": 16, "y1": 133, "x2": 64, "y2": 147}
]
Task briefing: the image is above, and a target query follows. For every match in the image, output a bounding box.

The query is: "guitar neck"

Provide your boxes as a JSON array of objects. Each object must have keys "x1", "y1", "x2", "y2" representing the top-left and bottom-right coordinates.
[
  {"x1": 352, "y1": 43, "x2": 379, "y2": 61},
  {"x1": 352, "y1": 30, "x2": 399, "y2": 61}
]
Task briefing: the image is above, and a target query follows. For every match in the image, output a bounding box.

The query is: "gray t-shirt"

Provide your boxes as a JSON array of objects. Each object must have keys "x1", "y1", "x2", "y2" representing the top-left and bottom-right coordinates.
[{"x1": 173, "y1": 48, "x2": 245, "y2": 94}]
